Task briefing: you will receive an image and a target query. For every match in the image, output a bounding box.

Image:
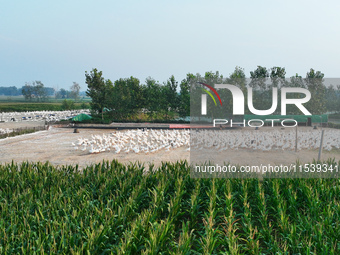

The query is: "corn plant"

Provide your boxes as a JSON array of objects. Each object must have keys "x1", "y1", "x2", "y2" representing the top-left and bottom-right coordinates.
[{"x1": 0, "y1": 160, "x2": 340, "y2": 254}]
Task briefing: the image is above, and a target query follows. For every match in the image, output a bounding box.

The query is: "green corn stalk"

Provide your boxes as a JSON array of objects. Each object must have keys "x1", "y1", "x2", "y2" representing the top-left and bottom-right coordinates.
[
  {"x1": 255, "y1": 180, "x2": 280, "y2": 253},
  {"x1": 171, "y1": 221, "x2": 194, "y2": 255},
  {"x1": 199, "y1": 179, "x2": 219, "y2": 255},
  {"x1": 220, "y1": 179, "x2": 240, "y2": 255},
  {"x1": 238, "y1": 180, "x2": 260, "y2": 254}
]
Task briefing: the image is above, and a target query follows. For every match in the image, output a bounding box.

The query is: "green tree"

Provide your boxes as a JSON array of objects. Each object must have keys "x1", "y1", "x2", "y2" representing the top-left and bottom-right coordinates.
[
  {"x1": 126, "y1": 76, "x2": 144, "y2": 114},
  {"x1": 61, "y1": 99, "x2": 75, "y2": 110},
  {"x1": 143, "y1": 77, "x2": 163, "y2": 118},
  {"x1": 85, "y1": 68, "x2": 112, "y2": 120},
  {"x1": 55, "y1": 88, "x2": 68, "y2": 99},
  {"x1": 289, "y1": 74, "x2": 305, "y2": 88},
  {"x1": 204, "y1": 71, "x2": 224, "y2": 85},
  {"x1": 249, "y1": 66, "x2": 274, "y2": 114},
  {"x1": 203, "y1": 71, "x2": 225, "y2": 119},
  {"x1": 70, "y1": 82, "x2": 80, "y2": 101},
  {"x1": 186, "y1": 73, "x2": 201, "y2": 120},
  {"x1": 81, "y1": 102, "x2": 90, "y2": 109},
  {"x1": 304, "y1": 68, "x2": 326, "y2": 115},
  {"x1": 250, "y1": 66, "x2": 269, "y2": 90},
  {"x1": 270, "y1": 66, "x2": 286, "y2": 88},
  {"x1": 108, "y1": 78, "x2": 128, "y2": 119},
  {"x1": 164, "y1": 75, "x2": 179, "y2": 114},
  {"x1": 227, "y1": 66, "x2": 247, "y2": 92},
  {"x1": 284, "y1": 74, "x2": 306, "y2": 115},
  {"x1": 178, "y1": 77, "x2": 190, "y2": 117},
  {"x1": 22, "y1": 83, "x2": 34, "y2": 101},
  {"x1": 325, "y1": 85, "x2": 337, "y2": 113},
  {"x1": 34, "y1": 81, "x2": 47, "y2": 102},
  {"x1": 108, "y1": 77, "x2": 143, "y2": 119},
  {"x1": 22, "y1": 81, "x2": 47, "y2": 101},
  {"x1": 188, "y1": 71, "x2": 226, "y2": 122}
]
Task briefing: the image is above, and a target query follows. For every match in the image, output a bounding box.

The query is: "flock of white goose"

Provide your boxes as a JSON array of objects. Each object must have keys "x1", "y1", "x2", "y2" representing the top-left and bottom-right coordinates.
[
  {"x1": 0, "y1": 109, "x2": 90, "y2": 122},
  {"x1": 73, "y1": 129, "x2": 190, "y2": 154},
  {"x1": 191, "y1": 129, "x2": 340, "y2": 152},
  {"x1": 0, "y1": 128, "x2": 12, "y2": 135},
  {"x1": 73, "y1": 128, "x2": 340, "y2": 154}
]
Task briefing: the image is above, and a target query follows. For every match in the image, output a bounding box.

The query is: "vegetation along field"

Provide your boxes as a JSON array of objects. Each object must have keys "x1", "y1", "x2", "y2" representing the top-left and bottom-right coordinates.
[
  {"x1": 1, "y1": 160, "x2": 340, "y2": 254},
  {"x1": 0, "y1": 101, "x2": 90, "y2": 112}
]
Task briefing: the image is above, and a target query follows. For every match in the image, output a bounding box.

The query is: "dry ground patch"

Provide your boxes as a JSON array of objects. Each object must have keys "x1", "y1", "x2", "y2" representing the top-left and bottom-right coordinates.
[{"x1": 0, "y1": 126, "x2": 339, "y2": 168}]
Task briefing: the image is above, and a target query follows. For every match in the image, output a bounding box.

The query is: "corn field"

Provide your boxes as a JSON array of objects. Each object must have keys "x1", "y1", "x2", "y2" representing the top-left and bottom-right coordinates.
[{"x1": 0, "y1": 160, "x2": 339, "y2": 254}]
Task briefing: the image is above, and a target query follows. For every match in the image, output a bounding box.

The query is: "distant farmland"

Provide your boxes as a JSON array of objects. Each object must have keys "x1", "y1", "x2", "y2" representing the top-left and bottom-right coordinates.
[{"x1": 0, "y1": 97, "x2": 91, "y2": 112}]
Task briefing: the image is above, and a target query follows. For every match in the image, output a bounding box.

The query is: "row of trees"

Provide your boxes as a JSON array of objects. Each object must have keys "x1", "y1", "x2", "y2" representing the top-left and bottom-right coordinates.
[
  {"x1": 22, "y1": 81, "x2": 51, "y2": 101},
  {"x1": 85, "y1": 67, "x2": 340, "y2": 120},
  {"x1": 6, "y1": 81, "x2": 81, "y2": 102},
  {"x1": 85, "y1": 69, "x2": 189, "y2": 120},
  {"x1": 0, "y1": 86, "x2": 24, "y2": 96},
  {"x1": 190, "y1": 68, "x2": 336, "y2": 119},
  {"x1": 55, "y1": 82, "x2": 81, "y2": 100},
  {"x1": 247, "y1": 66, "x2": 330, "y2": 115},
  {"x1": 0, "y1": 82, "x2": 81, "y2": 102},
  {"x1": 0, "y1": 83, "x2": 55, "y2": 98}
]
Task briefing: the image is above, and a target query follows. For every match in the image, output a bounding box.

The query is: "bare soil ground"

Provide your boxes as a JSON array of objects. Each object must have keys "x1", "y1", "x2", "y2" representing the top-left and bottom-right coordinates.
[
  {"x1": 0, "y1": 124, "x2": 339, "y2": 169},
  {"x1": 0, "y1": 127, "x2": 188, "y2": 169}
]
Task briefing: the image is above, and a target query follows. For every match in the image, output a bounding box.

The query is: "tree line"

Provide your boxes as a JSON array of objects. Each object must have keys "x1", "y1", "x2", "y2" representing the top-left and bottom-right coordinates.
[
  {"x1": 85, "y1": 67, "x2": 340, "y2": 121},
  {"x1": 190, "y1": 67, "x2": 339, "y2": 119},
  {"x1": 0, "y1": 81, "x2": 82, "y2": 102},
  {"x1": 0, "y1": 84, "x2": 54, "y2": 97},
  {"x1": 85, "y1": 69, "x2": 189, "y2": 120}
]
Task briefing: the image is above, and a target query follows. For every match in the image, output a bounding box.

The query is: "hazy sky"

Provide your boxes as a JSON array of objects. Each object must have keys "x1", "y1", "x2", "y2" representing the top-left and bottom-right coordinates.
[{"x1": 1, "y1": 0, "x2": 340, "y2": 90}]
